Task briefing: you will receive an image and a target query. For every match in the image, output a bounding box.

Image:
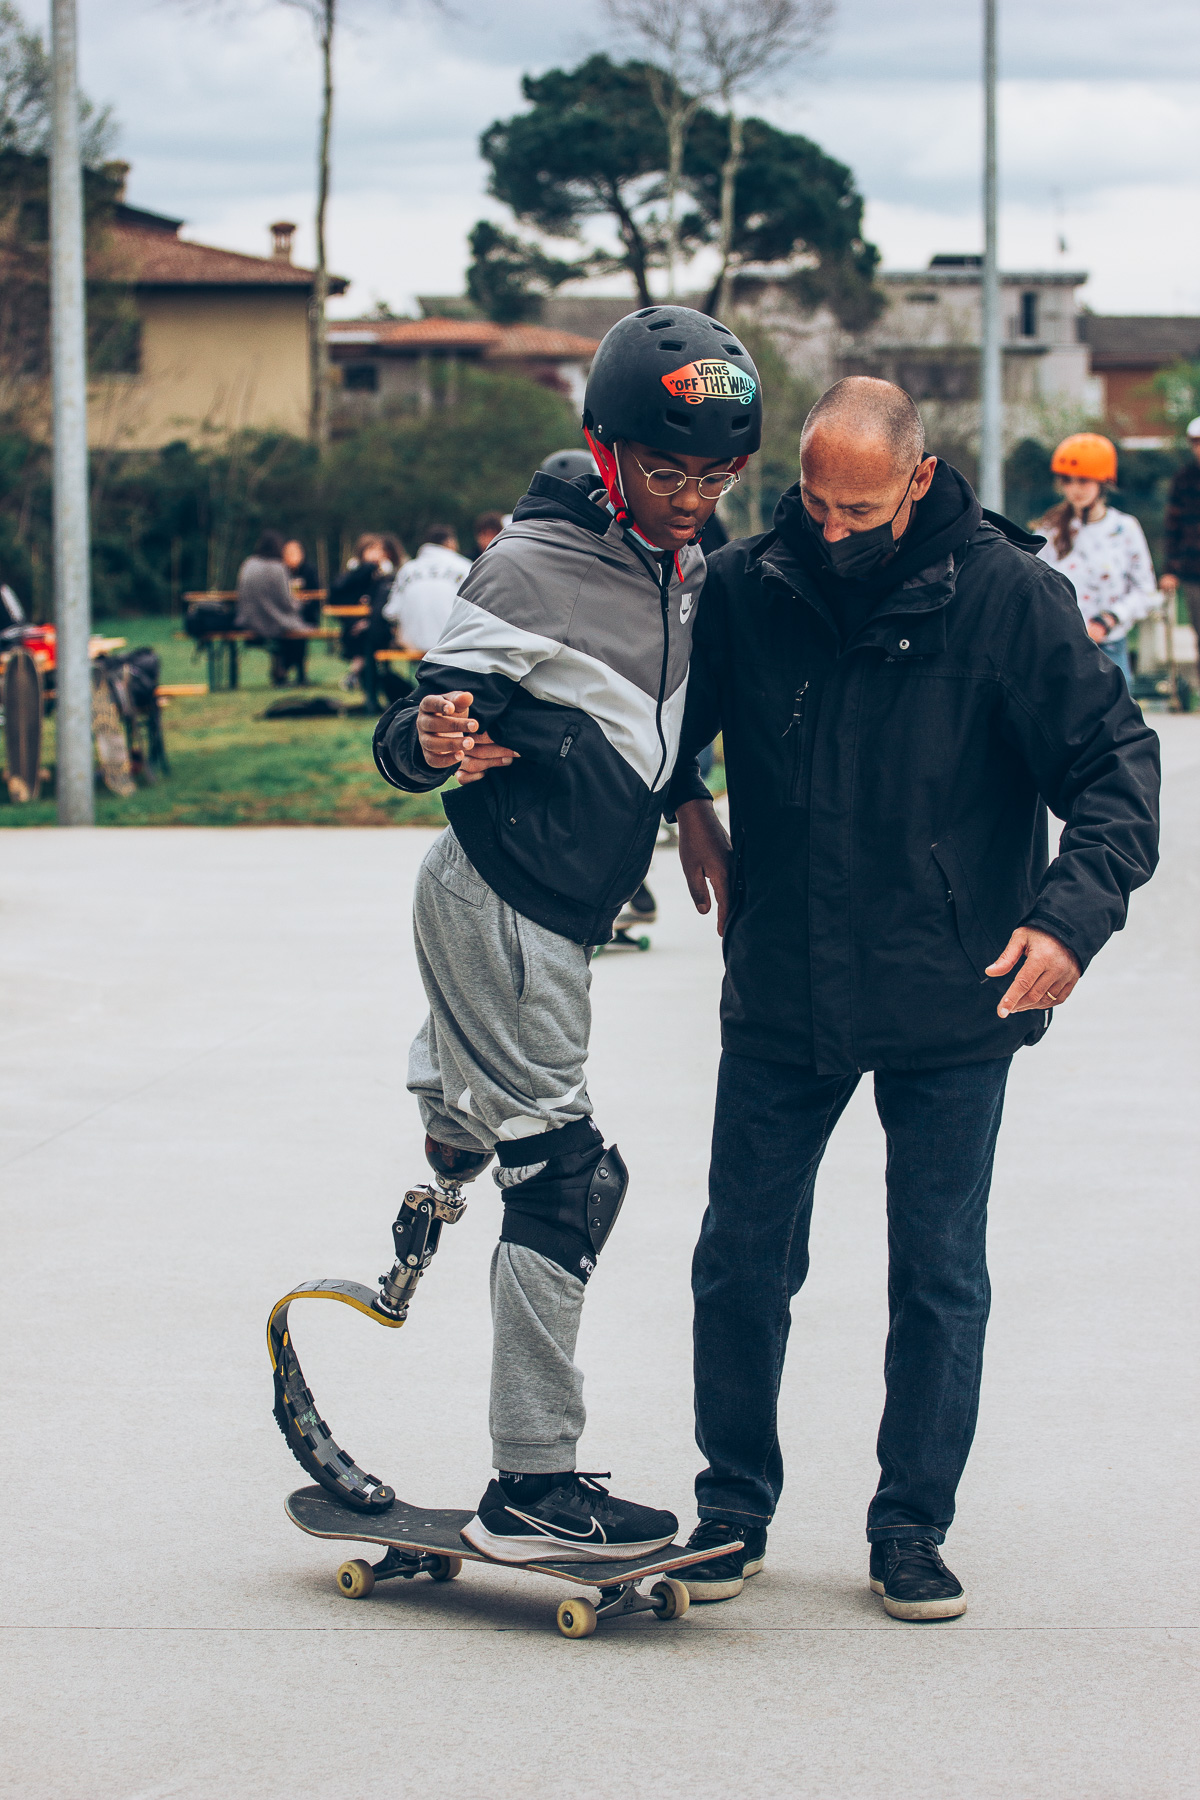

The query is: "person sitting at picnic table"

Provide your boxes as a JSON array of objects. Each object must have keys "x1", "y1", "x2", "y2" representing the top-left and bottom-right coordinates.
[
  {"x1": 281, "y1": 538, "x2": 322, "y2": 683},
  {"x1": 235, "y1": 530, "x2": 315, "y2": 688},
  {"x1": 332, "y1": 533, "x2": 407, "y2": 712},
  {"x1": 382, "y1": 525, "x2": 472, "y2": 658}
]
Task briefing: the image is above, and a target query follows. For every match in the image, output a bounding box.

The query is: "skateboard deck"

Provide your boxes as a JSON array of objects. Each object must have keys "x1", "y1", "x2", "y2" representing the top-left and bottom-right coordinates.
[
  {"x1": 92, "y1": 668, "x2": 136, "y2": 797},
  {"x1": 3, "y1": 649, "x2": 42, "y2": 803},
  {"x1": 286, "y1": 1484, "x2": 740, "y2": 1638}
]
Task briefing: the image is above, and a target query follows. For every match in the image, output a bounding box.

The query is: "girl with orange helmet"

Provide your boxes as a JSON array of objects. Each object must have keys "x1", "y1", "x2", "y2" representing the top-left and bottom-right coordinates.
[{"x1": 1034, "y1": 433, "x2": 1158, "y2": 684}]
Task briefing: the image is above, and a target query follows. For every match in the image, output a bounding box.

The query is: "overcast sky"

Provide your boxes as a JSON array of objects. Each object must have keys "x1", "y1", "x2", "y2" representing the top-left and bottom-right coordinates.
[{"x1": 17, "y1": 0, "x2": 1200, "y2": 317}]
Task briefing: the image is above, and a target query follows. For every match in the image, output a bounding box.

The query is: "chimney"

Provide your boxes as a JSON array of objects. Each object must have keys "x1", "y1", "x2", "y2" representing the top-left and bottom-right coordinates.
[{"x1": 270, "y1": 221, "x2": 296, "y2": 263}]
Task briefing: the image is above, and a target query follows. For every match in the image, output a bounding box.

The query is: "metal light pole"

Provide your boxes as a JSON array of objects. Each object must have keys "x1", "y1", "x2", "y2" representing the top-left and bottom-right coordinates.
[
  {"x1": 50, "y1": 0, "x2": 94, "y2": 825},
  {"x1": 979, "y1": 0, "x2": 1003, "y2": 513}
]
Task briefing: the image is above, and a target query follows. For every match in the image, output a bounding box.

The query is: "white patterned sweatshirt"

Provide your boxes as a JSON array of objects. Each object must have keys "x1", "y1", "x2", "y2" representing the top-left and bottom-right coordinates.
[{"x1": 1036, "y1": 506, "x2": 1158, "y2": 643}]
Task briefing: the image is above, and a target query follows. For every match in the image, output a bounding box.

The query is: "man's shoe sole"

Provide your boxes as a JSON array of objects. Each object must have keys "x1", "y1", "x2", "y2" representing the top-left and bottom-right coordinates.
[
  {"x1": 869, "y1": 1577, "x2": 967, "y2": 1621},
  {"x1": 682, "y1": 1554, "x2": 765, "y2": 1604},
  {"x1": 461, "y1": 1516, "x2": 676, "y2": 1564}
]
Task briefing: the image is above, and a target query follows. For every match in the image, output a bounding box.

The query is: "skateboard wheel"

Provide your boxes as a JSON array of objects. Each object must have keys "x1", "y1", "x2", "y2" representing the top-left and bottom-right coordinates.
[
  {"x1": 650, "y1": 1578, "x2": 689, "y2": 1620},
  {"x1": 336, "y1": 1558, "x2": 376, "y2": 1599},
  {"x1": 428, "y1": 1554, "x2": 462, "y2": 1582},
  {"x1": 556, "y1": 1597, "x2": 598, "y2": 1638},
  {"x1": 636, "y1": 935, "x2": 651, "y2": 951}
]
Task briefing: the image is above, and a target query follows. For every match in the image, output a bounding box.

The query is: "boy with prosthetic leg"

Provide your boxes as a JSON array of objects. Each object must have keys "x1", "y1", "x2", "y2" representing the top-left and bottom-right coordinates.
[{"x1": 373, "y1": 309, "x2": 762, "y2": 1562}]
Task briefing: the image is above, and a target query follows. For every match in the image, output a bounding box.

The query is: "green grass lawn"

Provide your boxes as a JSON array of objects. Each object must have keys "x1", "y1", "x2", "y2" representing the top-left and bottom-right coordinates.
[{"x1": 1, "y1": 616, "x2": 453, "y2": 827}]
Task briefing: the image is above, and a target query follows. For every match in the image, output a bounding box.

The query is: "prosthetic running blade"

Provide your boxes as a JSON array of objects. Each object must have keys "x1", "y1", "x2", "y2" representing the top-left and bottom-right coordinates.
[{"x1": 267, "y1": 1141, "x2": 490, "y2": 1512}]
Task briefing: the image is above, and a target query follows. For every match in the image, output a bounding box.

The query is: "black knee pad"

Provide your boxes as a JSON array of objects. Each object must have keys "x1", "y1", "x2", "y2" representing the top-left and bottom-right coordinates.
[{"x1": 498, "y1": 1123, "x2": 629, "y2": 1283}]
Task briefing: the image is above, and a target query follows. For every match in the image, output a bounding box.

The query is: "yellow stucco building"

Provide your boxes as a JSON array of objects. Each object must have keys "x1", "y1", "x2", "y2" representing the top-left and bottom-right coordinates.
[{"x1": 90, "y1": 206, "x2": 347, "y2": 450}]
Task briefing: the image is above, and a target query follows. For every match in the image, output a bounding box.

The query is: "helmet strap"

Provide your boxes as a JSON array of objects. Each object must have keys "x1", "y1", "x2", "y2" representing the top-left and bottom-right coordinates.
[{"x1": 584, "y1": 428, "x2": 627, "y2": 523}]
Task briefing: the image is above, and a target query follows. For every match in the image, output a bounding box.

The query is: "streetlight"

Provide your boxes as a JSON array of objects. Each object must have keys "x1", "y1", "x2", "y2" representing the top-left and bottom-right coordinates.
[
  {"x1": 979, "y1": 0, "x2": 1003, "y2": 513},
  {"x1": 50, "y1": 0, "x2": 94, "y2": 825}
]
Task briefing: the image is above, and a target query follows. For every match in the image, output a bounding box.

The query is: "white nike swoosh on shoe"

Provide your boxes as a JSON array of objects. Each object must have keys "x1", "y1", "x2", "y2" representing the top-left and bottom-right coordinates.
[
  {"x1": 506, "y1": 1506, "x2": 606, "y2": 1544},
  {"x1": 460, "y1": 1515, "x2": 675, "y2": 1564}
]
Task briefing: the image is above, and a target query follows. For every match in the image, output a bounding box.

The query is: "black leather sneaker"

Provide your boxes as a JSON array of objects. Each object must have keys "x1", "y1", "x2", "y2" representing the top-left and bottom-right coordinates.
[
  {"x1": 461, "y1": 1472, "x2": 677, "y2": 1564},
  {"x1": 869, "y1": 1536, "x2": 966, "y2": 1620},
  {"x1": 679, "y1": 1518, "x2": 767, "y2": 1602}
]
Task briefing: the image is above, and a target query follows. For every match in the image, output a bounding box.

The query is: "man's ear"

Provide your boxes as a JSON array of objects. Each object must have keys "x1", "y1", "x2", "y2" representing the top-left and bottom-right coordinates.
[{"x1": 914, "y1": 455, "x2": 937, "y2": 500}]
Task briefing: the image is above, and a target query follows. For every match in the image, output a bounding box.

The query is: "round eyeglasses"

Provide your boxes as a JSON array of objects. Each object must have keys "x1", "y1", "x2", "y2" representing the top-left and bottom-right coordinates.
[{"x1": 628, "y1": 453, "x2": 741, "y2": 500}]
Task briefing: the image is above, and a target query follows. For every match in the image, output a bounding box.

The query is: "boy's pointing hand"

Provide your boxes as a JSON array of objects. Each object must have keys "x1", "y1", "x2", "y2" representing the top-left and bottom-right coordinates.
[{"x1": 416, "y1": 691, "x2": 479, "y2": 768}]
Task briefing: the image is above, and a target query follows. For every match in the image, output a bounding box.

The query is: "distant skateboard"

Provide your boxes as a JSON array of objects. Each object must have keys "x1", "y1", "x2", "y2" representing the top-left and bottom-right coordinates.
[
  {"x1": 286, "y1": 1484, "x2": 738, "y2": 1638},
  {"x1": 3, "y1": 649, "x2": 43, "y2": 803},
  {"x1": 91, "y1": 667, "x2": 136, "y2": 797},
  {"x1": 595, "y1": 881, "x2": 656, "y2": 955}
]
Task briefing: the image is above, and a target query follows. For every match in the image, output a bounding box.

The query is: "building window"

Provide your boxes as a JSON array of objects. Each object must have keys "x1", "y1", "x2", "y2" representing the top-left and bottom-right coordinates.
[
  {"x1": 343, "y1": 362, "x2": 378, "y2": 392},
  {"x1": 906, "y1": 291, "x2": 940, "y2": 304},
  {"x1": 1020, "y1": 292, "x2": 1038, "y2": 338}
]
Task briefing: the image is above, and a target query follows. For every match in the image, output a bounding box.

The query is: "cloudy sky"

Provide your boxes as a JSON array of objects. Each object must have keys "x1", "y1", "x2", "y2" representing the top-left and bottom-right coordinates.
[{"x1": 17, "y1": 0, "x2": 1200, "y2": 317}]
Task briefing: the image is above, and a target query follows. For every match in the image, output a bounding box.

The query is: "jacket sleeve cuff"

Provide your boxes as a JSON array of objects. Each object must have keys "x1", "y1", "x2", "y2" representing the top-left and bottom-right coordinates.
[
  {"x1": 666, "y1": 762, "x2": 712, "y2": 812},
  {"x1": 1019, "y1": 907, "x2": 1097, "y2": 973}
]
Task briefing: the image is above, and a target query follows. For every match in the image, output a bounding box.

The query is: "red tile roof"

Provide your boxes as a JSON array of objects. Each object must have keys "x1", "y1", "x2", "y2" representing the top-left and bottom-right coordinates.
[
  {"x1": 112, "y1": 219, "x2": 348, "y2": 293},
  {"x1": 327, "y1": 317, "x2": 599, "y2": 358}
]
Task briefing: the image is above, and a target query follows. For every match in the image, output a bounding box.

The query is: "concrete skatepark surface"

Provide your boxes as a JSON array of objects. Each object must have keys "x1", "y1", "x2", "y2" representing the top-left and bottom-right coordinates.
[{"x1": 1, "y1": 717, "x2": 1196, "y2": 1799}]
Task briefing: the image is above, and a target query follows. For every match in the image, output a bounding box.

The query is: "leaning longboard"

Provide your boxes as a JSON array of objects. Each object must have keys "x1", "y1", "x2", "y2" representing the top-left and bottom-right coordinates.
[
  {"x1": 286, "y1": 1484, "x2": 739, "y2": 1638},
  {"x1": 3, "y1": 649, "x2": 42, "y2": 803}
]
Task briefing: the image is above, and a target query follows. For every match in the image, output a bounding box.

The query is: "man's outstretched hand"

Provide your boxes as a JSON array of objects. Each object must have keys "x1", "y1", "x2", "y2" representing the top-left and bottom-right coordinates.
[
  {"x1": 986, "y1": 927, "x2": 1082, "y2": 1017},
  {"x1": 414, "y1": 691, "x2": 517, "y2": 781},
  {"x1": 678, "y1": 797, "x2": 732, "y2": 935}
]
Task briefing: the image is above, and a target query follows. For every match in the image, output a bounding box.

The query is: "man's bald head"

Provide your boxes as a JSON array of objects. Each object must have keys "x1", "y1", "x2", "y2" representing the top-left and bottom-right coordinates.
[{"x1": 801, "y1": 377, "x2": 925, "y2": 471}]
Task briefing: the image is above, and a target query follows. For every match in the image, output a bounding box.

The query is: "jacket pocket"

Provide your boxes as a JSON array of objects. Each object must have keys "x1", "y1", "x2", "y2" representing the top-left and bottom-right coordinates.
[{"x1": 931, "y1": 838, "x2": 1003, "y2": 983}]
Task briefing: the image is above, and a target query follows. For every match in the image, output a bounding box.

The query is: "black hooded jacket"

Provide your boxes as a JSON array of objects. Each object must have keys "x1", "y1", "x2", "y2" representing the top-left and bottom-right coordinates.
[{"x1": 667, "y1": 462, "x2": 1160, "y2": 1074}]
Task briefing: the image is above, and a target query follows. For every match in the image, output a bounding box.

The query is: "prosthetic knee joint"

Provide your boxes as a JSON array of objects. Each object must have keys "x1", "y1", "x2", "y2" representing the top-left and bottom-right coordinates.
[
  {"x1": 376, "y1": 1135, "x2": 493, "y2": 1321},
  {"x1": 496, "y1": 1118, "x2": 629, "y2": 1283}
]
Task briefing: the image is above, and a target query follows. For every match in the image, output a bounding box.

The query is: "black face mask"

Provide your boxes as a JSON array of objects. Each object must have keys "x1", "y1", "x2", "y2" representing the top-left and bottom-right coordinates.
[{"x1": 803, "y1": 466, "x2": 919, "y2": 581}]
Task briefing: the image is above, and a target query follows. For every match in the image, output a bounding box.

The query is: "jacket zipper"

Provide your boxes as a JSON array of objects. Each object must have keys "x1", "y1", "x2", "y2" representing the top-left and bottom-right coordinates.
[
  {"x1": 783, "y1": 681, "x2": 809, "y2": 804},
  {"x1": 651, "y1": 556, "x2": 672, "y2": 789}
]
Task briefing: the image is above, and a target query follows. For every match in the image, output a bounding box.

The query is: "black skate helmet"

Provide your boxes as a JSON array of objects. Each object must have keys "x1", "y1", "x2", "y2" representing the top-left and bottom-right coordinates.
[
  {"x1": 539, "y1": 448, "x2": 599, "y2": 481},
  {"x1": 582, "y1": 305, "x2": 762, "y2": 461}
]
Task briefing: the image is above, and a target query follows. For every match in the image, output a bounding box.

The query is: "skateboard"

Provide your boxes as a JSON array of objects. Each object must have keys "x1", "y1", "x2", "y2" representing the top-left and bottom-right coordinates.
[
  {"x1": 3, "y1": 649, "x2": 43, "y2": 802},
  {"x1": 286, "y1": 1484, "x2": 739, "y2": 1638},
  {"x1": 91, "y1": 667, "x2": 136, "y2": 797}
]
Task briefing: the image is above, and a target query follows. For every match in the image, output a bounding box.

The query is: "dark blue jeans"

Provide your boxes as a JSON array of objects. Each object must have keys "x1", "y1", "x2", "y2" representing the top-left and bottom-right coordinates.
[{"x1": 694, "y1": 1050, "x2": 1012, "y2": 1543}]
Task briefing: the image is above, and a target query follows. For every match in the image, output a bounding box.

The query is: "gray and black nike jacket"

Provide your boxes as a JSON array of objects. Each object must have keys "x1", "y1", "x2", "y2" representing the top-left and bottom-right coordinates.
[{"x1": 373, "y1": 471, "x2": 705, "y2": 945}]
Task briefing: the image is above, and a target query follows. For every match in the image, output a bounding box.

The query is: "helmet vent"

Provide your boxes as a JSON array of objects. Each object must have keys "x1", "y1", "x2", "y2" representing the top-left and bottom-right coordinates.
[
  {"x1": 728, "y1": 415, "x2": 752, "y2": 433},
  {"x1": 721, "y1": 345, "x2": 743, "y2": 355},
  {"x1": 657, "y1": 340, "x2": 686, "y2": 351},
  {"x1": 664, "y1": 409, "x2": 693, "y2": 431},
  {"x1": 634, "y1": 307, "x2": 661, "y2": 318},
  {"x1": 646, "y1": 318, "x2": 675, "y2": 331},
  {"x1": 710, "y1": 320, "x2": 730, "y2": 332}
]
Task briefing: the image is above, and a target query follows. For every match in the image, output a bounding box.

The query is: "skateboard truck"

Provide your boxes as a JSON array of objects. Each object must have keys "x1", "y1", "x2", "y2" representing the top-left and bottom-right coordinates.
[
  {"x1": 374, "y1": 1139, "x2": 491, "y2": 1322},
  {"x1": 267, "y1": 1137, "x2": 493, "y2": 1513}
]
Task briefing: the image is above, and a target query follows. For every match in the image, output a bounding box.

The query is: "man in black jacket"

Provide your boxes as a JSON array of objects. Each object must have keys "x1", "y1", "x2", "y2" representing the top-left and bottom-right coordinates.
[{"x1": 669, "y1": 377, "x2": 1159, "y2": 1619}]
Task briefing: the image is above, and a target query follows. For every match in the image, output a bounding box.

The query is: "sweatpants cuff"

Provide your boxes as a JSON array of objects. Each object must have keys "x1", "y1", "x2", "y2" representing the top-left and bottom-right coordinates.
[{"x1": 491, "y1": 1443, "x2": 578, "y2": 1475}]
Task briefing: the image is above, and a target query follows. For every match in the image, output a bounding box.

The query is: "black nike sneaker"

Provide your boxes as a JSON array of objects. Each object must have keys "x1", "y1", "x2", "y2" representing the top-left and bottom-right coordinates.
[
  {"x1": 679, "y1": 1518, "x2": 767, "y2": 1602},
  {"x1": 461, "y1": 1472, "x2": 678, "y2": 1563},
  {"x1": 869, "y1": 1536, "x2": 966, "y2": 1621}
]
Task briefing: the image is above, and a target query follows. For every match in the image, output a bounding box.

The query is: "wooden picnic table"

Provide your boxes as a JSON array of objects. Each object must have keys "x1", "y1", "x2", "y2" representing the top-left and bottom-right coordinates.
[
  {"x1": 0, "y1": 634, "x2": 126, "y2": 678},
  {"x1": 323, "y1": 604, "x2": 370, "y2": 619}
]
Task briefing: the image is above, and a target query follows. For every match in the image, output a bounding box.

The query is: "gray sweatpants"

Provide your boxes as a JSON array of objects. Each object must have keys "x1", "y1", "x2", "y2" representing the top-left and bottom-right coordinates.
[{"x1": 408, "y1": 826, "x2": 593, "y2": 1473}]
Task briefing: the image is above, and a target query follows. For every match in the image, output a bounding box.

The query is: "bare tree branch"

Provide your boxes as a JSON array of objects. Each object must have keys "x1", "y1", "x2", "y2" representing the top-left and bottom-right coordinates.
[
  {"x1": 601, "y1": 0, "x2": 713, "y2": 298},
  {"x1": 692, "y1": 0, "x2": 834, "y2": 316}
]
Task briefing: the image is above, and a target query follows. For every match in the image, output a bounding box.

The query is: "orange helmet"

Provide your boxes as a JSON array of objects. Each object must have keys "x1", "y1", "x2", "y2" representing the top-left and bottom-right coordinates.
[{"x1": 1050, "y1": 433, "x2": 1117, "y2": 482}]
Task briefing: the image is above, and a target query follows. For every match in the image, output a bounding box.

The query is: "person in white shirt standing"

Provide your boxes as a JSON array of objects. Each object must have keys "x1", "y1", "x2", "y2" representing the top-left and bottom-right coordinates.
[
  {"x1": 1034, "y1": 433, "x2": 1158, "y2": 685},
  {"x1": 383, "y1": 526, "x2": 472, "y2": 658}
]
